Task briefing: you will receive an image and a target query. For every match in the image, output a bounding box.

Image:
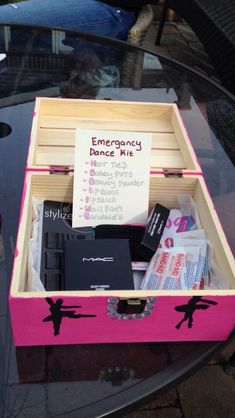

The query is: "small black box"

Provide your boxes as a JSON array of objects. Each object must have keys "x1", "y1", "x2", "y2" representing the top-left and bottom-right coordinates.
[
  {"x1": 140, "y1": 203, "x2": 170, "y2": 260},
  {"x1": 95, "y1": 224, "x2": 146, "y2": 261},
  {"x1": 64, "y1": 239, "x2": 134, "y2": 290}
]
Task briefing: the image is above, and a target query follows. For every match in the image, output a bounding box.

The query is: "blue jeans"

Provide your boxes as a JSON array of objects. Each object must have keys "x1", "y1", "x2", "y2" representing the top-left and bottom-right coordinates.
[{"x1": 0, "y1": 0, "x2": 137, "y2": 40}]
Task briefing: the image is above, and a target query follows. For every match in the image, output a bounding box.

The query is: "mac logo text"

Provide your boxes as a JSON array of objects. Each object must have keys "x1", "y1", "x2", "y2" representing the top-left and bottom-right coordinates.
[{"x1": 82, "y1": 257, "x2": 114, "y2": 262}]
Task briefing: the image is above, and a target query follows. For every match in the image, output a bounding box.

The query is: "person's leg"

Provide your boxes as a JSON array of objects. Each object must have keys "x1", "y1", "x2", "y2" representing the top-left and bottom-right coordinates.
[{"x1": 0, "y1": 0, "x2": 137, "y2": 40}]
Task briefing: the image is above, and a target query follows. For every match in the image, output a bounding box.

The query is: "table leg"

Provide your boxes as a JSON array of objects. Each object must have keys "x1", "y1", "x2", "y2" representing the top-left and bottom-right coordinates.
[
  {"x1": 224, "y1": 350, "x2": 235, "y2": 377},
  {"x1": 4, "y1": 26, "x2": 11, "y2": 51},
  {"x1": 155, "y1": 0, "x2": 169, "y2": 45}
]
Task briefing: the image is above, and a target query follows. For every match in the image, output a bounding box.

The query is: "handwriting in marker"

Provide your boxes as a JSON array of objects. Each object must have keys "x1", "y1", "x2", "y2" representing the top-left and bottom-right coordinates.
[{"x1": 72, "y1": 129, "x2": 152, "y2": 228}]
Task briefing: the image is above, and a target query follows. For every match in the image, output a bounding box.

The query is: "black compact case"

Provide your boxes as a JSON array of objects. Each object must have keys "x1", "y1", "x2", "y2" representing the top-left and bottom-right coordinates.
[
  {"x1": 64, "y1": 239, "x2": 134, "y2": 291},
  {"x1": 95, "y1": 224, "x2": 146, "y2": 261}
]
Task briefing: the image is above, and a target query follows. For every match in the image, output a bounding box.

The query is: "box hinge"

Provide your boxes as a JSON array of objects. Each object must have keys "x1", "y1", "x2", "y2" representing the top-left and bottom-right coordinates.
[
  {"x1": 49, "y1": 165, "x2": 70, "y2": 175},
  {"x1": 163, "y1": 169, "x2": 183, "y2": 178}
]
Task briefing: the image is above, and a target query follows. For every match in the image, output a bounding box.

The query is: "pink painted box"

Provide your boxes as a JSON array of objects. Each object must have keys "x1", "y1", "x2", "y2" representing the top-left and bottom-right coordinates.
[{"x1": 9, "y1": 98, "x2": 235, "y2": 346}]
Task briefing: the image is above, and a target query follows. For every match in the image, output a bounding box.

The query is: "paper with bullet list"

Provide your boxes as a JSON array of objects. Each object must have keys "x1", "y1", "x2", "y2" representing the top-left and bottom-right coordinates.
[{"x1": 72, "y1": 128, "x2": 152, "y2": 228}]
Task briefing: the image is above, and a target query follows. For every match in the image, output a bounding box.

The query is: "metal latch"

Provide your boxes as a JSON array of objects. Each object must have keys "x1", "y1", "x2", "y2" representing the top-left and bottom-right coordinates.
[
  {"x1": 107, "y1": 297, "x2": 157, "y2": 320},
  {"x1": 117, "y1": 298, "x2": 147, "y2": 315},
  {"x1": 163, "y1": 169, "x2": 183, "y2": 178},
  {"x1": 49, "y1": 165, "x2": 71, "y2": 175}
]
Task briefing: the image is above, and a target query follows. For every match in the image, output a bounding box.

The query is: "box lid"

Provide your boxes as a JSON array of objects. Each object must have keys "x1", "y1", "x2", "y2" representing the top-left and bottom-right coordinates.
[{"x1": 27, "y1": 98, "x2": 202, "y2": 174}]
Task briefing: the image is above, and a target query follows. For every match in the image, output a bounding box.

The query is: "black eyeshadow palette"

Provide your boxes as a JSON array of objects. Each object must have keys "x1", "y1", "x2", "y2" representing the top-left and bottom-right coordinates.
[
  {"x1": 38, "y1": 201, "x2": 93, "y2": 290},
  {"x1": 64, "y1": 239, "x2": 134, "y2": 291}
]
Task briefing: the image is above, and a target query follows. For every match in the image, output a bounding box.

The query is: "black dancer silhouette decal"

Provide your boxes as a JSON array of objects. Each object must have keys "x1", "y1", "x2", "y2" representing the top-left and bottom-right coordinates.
[
  {"x1": 175, "y1": 296, "x2": 218, "y2": 329},
  {"x1": 43, "y1": 297, "x2": 96, "y2": 336}
]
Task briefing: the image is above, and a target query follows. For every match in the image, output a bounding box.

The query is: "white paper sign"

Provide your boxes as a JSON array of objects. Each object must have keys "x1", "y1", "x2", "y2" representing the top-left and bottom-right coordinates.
[{"x1": 72, "y1": 129, "x2": 152, "y2": 227}]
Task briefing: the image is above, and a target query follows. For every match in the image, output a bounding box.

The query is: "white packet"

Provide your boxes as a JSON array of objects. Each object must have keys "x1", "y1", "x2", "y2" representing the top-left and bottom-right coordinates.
[
  {"x1": 174, "y1": 238, "x2": 208, "y2": 289},
  {"x1": 27, "y1": 198, "x2": 46, "y2": 291},
  {"x1": 131, "y1": 261, "x2": 148, "y2": 271},
  {"x1": 177, "y1": 194, "x2": 201, "y2": 231},
  {"x1": 133, "y1": 271, "x2": 145, "y2": 290},
  {"x1": 175, "y1": 229, "x2": 206, "y2": 240},
  {"x1": 159, "y1": 209, "x2": 183, "y2": 248},
  {"x1": 132, "y1": 261, "x2": 148, "y2": 290},
  {"x1": 159, "y1": 204, "x2": 202, "y2": 250},
  {"x1": 140, "y1": 251, "x2": 159, "y2": 288},
  {"x1": 141, "y1": 247, "x2": 186, "y2": 290},
  {"x1": 206, "y1": 242, "x2": 230, "y2": 289}
]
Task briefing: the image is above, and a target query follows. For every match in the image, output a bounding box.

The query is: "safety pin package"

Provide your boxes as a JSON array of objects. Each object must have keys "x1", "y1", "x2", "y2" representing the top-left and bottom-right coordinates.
[{"x1": 9, "y1": 98, "x2": 235, "y2": 346}]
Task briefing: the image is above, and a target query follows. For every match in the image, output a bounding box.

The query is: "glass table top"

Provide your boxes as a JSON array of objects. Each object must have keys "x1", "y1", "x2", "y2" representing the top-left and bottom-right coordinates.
[{"x1": 0, "y1": 24, "x2": 234, "y2": 418}]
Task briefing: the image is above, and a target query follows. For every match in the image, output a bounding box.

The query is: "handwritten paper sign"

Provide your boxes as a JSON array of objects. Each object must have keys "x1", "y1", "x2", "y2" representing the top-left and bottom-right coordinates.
[{"x1": 72, "y1": 129, "x2": 152, "y2": 227}]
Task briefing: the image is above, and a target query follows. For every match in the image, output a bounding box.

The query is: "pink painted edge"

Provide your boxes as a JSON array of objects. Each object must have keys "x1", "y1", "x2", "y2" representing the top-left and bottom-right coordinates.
[{"x1": 9, "y1": 293, "x2": 235, "y2": 346}]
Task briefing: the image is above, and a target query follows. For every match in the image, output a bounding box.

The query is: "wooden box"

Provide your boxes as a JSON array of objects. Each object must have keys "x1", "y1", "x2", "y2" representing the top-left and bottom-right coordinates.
[{"x1": 9, "y1": 98, "x2": 235, "y2": 346}]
